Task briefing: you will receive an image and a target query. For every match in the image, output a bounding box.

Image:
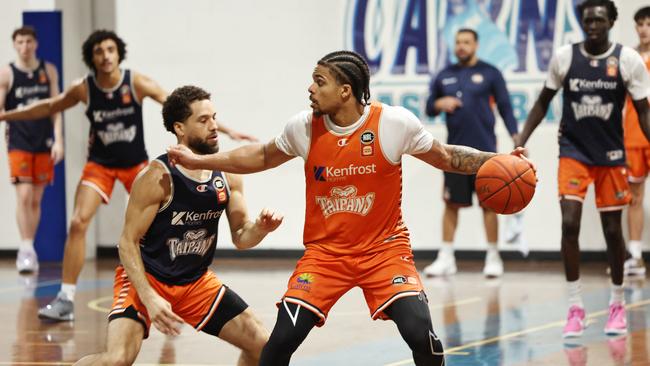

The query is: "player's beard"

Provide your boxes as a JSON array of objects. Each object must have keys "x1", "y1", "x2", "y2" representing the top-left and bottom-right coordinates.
[{"x1": 188, "y1": 136, "x2": 219, "y2": 155}]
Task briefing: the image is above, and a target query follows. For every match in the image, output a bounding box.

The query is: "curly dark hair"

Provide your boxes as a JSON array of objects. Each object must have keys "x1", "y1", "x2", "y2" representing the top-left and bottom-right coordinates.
[
  {"x1": 12, "y1": 26, "x2": 37, "y2": 41},
  {"x1": 317, "y1": 50, "x2": 371, "y2": 105},
  {"x1": 576, "y1": 0, "x2": 618, "y2": 23},
  {"x1": 162, "y1": 86, "x2": 212, "y2": 134},
  {"x1": 82, "y1": 30, "x2": 127, "y2": 71}
]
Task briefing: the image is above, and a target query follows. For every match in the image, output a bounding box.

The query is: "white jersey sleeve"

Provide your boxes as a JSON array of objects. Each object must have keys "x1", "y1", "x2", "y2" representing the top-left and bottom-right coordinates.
[
  {"x1": 544, "y1": 44, "x2": 572, "y2": 90},
  {"x1": 274, "y1": 110, "x2": 312, "y2": 160},
  {"x1": 379, "y1": 104, "x2": 434, "y2": 164},
  {"x1": 621, "y1": 46, "x2": 650, "y2": 101}
]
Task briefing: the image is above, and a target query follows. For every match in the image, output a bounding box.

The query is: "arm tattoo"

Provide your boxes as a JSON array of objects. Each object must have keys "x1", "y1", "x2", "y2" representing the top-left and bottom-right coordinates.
[{"x1": 449, "y1": 145, "x2": 497, "y2": 173}]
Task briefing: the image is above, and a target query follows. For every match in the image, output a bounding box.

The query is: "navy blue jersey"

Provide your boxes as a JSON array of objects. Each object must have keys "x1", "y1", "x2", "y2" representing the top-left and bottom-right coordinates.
[
  {"x1": 4, "y1": 61, "x2": 53, "y2": 152},
  {"x1": 140, "y1": 154, "x2": 230, "y2": 285},
  {"x1": 84, "y1": 69, "x2": 147, "y2": 167},
  {"x1": 426, "y1": 60, "x2": 518, "y2": 152},
  {"x1": 559, "y1": 43, "x2": 627, "y2": 166}
]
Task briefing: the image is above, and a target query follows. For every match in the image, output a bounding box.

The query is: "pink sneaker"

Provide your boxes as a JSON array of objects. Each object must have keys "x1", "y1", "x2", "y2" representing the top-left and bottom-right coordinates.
[
  {"x1": 563, "y1": 305, "x2": 586, "y2": 338},
  {"x1": 604, "y1": 302, "x2": 627, "y2": 335}
]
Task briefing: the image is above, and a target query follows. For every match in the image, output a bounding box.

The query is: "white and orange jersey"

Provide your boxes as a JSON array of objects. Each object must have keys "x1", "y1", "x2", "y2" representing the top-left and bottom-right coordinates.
[
  {"x1": 275, "y1": 102, "x2": 434, "y2": 255},
  {"x1": 624, "y1": 55, "x2": 650, "y2": 149}
]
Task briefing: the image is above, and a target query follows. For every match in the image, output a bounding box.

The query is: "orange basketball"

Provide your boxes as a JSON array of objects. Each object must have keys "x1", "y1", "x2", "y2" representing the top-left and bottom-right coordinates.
[{"x1": 475, "y1": 154, "x2": 536, "y2": 214}]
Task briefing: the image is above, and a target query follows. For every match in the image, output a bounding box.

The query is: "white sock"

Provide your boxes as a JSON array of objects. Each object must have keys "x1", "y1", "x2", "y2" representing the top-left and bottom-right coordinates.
[
  {"x1": 20, "y1": 239, "x2": 34, "y2": 250},
  {"x1": 610, "y1": 284, "x2": 625, "y2": 305},
  {"x1": 440, "y1": 242, "x2": 454, "y2": 257},
  {"x1": 487, "y1": 243, "x2": 498, "y2": 254},
  {"x1": 60, "y1": 283, "x2": 76, "y2": 301},
  {"x1": 567, "y1": 279, "x2": 583, "y2": 308},
  {"x1": 629, "y1": 240, "x2": 643, "y2": 259}
]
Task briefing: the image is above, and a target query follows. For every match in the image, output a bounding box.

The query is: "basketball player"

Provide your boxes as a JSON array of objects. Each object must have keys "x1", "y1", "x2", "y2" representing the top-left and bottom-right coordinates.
[
  {"x1": 168, "y1": 50, "x2": 532, "y2": 365},
  {"x1": 0, "y1": 30, "x2": 256, "y2": 321},
  {"x1": 622, "y1": 6, "x2": 650, "y2": 276},
  {"x1": 424, "y1": 28, "x2": 519, "y2": 278},
  {"x1": 0, "y1": 26, "x2": 63, "y2": 274},
  {"x1": 516, "y1": 0, "x2": 650, "y2": 337},
  {"x1": 74, "y1": 85, "x2": 278, "y2": 366}
]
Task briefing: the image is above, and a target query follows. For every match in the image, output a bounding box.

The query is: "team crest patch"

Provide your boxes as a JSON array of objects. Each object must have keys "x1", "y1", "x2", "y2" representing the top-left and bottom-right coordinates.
[
  {"x1": 606, "y1": 56, "x2": 618, "y2": 77},
  {"x1": 471, "y1": 73, "x2": 484, "y2": 84},
  {"x1": 360, "y1": 130, "x2": 375, "y2": 156},
  {"x1": 213, "y1": 176, "x2": 227, "y2": 203},
  {"x1": 38, "y1": 69, "x2": 47, "y2": 84},
  {"x1": 120, "y1": 85, "x2": 132, "y2": 104}
]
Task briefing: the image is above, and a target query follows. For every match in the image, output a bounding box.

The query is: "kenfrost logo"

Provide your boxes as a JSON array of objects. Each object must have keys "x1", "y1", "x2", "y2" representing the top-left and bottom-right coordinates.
[
  {"x1": 571, "y1": 95, "x2": 613, "y2": 120},
  {"x1": 171, "y1": 210, "x2": 223, "y2": 225},
  {"x1": 166, "y1": 229, "x2": 215, "y2": 260},
  {"x1": 315, "y1": 185, "x2": 375, "y2": 218},
  {"x1": 313, "y1": 163, "x2": 377, "y2": 182},
  {"x1": 92, "y1": 106, "x2": 136, "y2": 123},
  {"x1": 97, "y1": 123, "x2": 137, "y2": 145},
  {"x1": 568, "y1": 78, "x2": 617, "y2": 92},
  {"x1": 15, "y1": 85, "x2": 48, "y2": 98}
]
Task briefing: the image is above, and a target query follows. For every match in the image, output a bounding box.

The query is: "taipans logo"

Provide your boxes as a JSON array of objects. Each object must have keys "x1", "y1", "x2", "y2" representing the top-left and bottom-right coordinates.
[
  {"x1": 166, "y1": 229, "x2": 215, "y2": 261},
  {"x1": 313, "y1": 163, "x2": 377, "y2": 182},
  {"x1": 315, "y1": 185, "x2": 375, "y2": 218},
  {"x1": 571, "y1": 95, "x2": 613, "y2": 120},
  {"x1": 171, "y1": 210, "x2": 223, "y2": 225},
  {"x1": 96, "y1": 122, "x2": 137, "y2": 145}
]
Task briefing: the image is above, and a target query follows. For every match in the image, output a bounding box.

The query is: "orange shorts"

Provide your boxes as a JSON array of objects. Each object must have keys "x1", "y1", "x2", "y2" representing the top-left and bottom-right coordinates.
[
  {"x1": 626, "y1": 147, "x2": 650, "y2": 183},
  {"x1": 282, "y1": 243, "x2": 424, "y2": 326},
  {"x1": 80, "y1": 160, "x2": 147, "y2": 203},
  {"x1": 558, "y1": 157, "x2": 631, "y2": 211},
  {"x1": 8, "y1": 150, "x2": 53, "y2": 184},
  {"x1": 109, "y1": 266, "x2": 227, "y2": 338}
]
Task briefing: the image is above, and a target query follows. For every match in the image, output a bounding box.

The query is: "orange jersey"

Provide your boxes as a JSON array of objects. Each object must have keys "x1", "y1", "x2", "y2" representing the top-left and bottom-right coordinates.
[
  {"x1": 623, "y1": 56, "x2": 650, "y2": 148},
  {"x1": 303, "y1": 102, "x2": 409, "y2": 255}
]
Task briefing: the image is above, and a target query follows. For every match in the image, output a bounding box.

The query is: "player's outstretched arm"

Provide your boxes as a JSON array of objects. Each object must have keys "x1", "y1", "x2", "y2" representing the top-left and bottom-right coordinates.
[
  {"x1": 633, "y1": 98, "x2": 650, "y2": 143},
  {"x1": 414, "y1": 142, "x2": 530, "y2": 175},
  {"x1": 46, "y1": 63, "x2": 64, "y2": 164},
  {"x1": 225, "y1": 173, "x2": 283, "y2": 249},
  {"x1": 118, "y1": 162, "x2": 184, "y2": 336},
  {"x1": 0, "y1": 78, "x2": 84, "y2": 122},
  {"x1": 0, "y1": 65, "x2": 10, "y2": 113},
  {"x1": 167, "y1": 139, "x2": 293, "y2": 173},
  {"x1": 516, "y1": 87, "x2": 557, "y2": 147}
]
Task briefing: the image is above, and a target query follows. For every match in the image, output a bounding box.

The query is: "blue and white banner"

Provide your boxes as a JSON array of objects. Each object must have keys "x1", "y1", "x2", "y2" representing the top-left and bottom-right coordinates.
[{"x1": 345, "y1": 0, "x2": 585, "y2": 122}]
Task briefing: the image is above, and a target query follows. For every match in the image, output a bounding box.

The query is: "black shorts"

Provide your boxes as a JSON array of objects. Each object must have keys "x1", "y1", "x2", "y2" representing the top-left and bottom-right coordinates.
[{"x1": 443, "y1": 172, "x2": 477, "y2": 206}]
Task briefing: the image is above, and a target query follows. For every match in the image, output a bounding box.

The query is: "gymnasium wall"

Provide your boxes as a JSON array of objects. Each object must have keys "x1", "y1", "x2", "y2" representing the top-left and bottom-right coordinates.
[{"x1": 0, "y1": 0, "x2": 648, "y2": 256}]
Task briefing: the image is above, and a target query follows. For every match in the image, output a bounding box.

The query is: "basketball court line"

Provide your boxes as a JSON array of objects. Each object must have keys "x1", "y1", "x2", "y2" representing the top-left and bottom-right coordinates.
[{"x1": 383, "y1": 298, "x2": 650, "y2": 366}]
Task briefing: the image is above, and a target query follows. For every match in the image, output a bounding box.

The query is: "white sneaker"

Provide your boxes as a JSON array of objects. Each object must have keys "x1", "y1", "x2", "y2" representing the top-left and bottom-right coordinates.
[
  {"x1": 423, "y1": 250, "x2": 457, "y2": 277},
  {"x1": 16, "y1": 247, "x2": 39, "y2": 274},
  {"x1": 483, "y1": 250, "x2": 503, "y2": 278},
  {"x1": 624, "y1": 257, "x2": 646, "y2": 276}
]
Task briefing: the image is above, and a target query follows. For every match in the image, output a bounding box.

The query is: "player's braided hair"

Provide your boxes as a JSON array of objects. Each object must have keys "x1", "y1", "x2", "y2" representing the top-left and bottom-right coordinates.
[
  {"x1": 318, "y1": 50, "x2": 371, "y2": 105},
  {"x1": 576, "y1": 0, "x2": 618, "y2": 23}
]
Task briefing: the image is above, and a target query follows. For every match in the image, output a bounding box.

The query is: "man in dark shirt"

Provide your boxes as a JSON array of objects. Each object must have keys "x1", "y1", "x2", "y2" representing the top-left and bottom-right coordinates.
[{"x1": 424, "y1": 28, "x2": 518, "y2": 278}]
